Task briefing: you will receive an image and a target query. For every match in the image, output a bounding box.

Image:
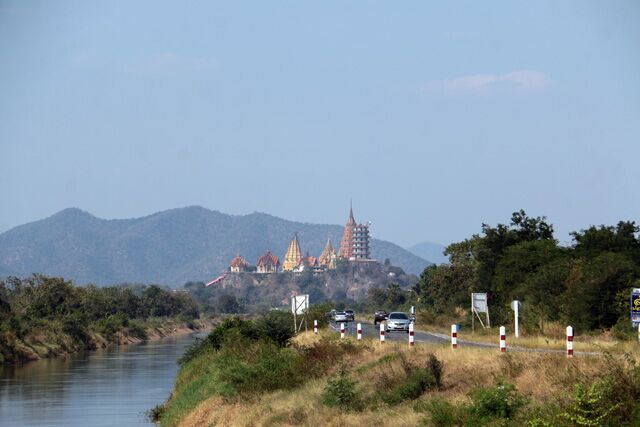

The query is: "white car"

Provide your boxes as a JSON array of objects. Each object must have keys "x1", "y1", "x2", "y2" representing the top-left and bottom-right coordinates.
[
  {"x1": 333, "y1": 311, "x2": 348, "y2": 322},
  {"x1": 385, "y1": 312, "x2": 411, "y2": 333}
]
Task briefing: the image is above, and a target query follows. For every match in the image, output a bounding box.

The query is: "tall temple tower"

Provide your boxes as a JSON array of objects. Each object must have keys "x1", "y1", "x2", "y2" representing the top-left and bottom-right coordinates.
[
  {"x1": 319, "y1": 236, "x2": 337, "y2": 269},
  {"x1": 339, "y1": 202, "x2": 371, "y2": 261},
  {"x1": 283, "y1": 233, "x2": 303, "y2": 271}
]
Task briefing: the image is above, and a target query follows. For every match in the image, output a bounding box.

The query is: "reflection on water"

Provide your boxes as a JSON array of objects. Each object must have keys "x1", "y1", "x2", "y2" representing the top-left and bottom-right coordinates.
[{"x1": 0, "y1": 332, "x2": 203, "y2": 427}]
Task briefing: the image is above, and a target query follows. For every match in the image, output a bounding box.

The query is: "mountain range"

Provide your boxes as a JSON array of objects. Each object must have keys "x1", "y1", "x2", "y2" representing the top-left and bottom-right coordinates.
[
  {"x1": 407, "y1": 241, "x2": 449, "y2": 265},
  {"x1": 0, "y1": 207, "x2": 431, "y2": 286}
]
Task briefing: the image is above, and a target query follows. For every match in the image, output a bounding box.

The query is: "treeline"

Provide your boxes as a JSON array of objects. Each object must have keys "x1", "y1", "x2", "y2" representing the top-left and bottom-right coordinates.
[
  {"x1": 413, "y1": 210, "x2": 640, "y2": 334},
  {"x1": 0, "y1": 275, "x2": 199, "y2": 364}
]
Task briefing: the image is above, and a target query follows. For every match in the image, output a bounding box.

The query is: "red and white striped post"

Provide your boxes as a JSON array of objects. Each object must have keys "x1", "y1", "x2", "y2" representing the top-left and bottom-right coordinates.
[
  {"x1": 357, "y1": 323, "x2": 362, "y2": 340},
  {"x1": 566, "y1": 325, "x2": 573, "y2": 357},
  {"x1": 499, "y1": 326, "x2": 506, "y2": 353},
  {"x1": 451, "y1": 324, "x2": 458, "y2": 349},
  {"x1": 409, "y1": 322, "x2": 415, "y2": 346},
  {"x1": 340, "y1": 322, "x2": 346, "y2": 339},
  {"x1": 379, "y1": 322, "x2": 385, "y2": 343},
  {"x1": 313, "y1": 320, "x2": 318, "y2": 334}
]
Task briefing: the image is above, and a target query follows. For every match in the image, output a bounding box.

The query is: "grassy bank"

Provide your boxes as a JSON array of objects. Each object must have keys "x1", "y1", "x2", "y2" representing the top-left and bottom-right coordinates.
[
  {"x1": 158, "y1": 319, "x2": 640, "y2": 427},
  {"x1": 0, "y1": 275, "x2": 204, "y2": 365},
  {"x1": 0, "y1": 315, "x2": 208, "y2": 365}
]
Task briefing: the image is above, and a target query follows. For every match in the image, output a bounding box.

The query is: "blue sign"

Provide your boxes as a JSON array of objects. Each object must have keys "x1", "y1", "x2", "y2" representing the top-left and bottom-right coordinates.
[{"x1": 632, "y1": 289, "x2": 640, "y2": 324}]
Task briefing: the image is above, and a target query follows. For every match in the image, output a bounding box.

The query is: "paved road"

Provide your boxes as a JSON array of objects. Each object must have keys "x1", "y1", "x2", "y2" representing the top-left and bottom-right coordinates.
[{"x1": 328, "y1": 321, "x2": 597, "y2": 355}]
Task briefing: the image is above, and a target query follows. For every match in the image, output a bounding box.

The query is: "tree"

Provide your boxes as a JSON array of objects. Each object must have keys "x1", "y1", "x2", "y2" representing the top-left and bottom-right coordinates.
[{"x1": 217, "y1": 294, "x2": 241, "y2": 314}]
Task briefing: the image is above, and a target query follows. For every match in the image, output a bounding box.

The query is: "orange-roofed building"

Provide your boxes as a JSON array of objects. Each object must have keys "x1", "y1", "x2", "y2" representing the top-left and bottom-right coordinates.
[
  {"x1": 256, "y1": 251, "x2": 280, "y2": 274},
  {"x1": 229, "y1": 253, "x2": 249, "y2": 272}
]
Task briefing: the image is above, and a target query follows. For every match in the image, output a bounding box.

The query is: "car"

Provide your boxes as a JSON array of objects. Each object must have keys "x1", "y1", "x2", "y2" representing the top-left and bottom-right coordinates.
[
  {"x1": 325, "y1": 309, "x2": 337, "y2": 320},
  {"x1": 373, "y1": 310, "x2": 388, "y2": 325},
  {"x1": 333, "y1": 311, "x2": 348, "y2": 323},
  {"x1": 385, "y1": 312, "x2": 412, "y2": 333},
  {"x1": 345, "y1": 309, "x2": 355, "y2": 321}
]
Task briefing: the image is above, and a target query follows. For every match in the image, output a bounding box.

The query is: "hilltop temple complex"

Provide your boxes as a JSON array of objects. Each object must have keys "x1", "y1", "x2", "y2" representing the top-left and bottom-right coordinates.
[{"x1": 227, "y1": 204, "x2": 373, "y2": 274}]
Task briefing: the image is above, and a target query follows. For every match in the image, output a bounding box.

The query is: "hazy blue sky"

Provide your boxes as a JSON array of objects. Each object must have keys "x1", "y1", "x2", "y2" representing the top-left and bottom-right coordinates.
[{"x1": 1, "y1": 1, "x2": 639, "y2": 247}]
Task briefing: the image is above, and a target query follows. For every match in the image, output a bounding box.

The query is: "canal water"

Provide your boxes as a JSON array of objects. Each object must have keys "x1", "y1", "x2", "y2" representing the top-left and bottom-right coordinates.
[{"x1": 0, "y1": 332, "x2": 203, "y2": 427}]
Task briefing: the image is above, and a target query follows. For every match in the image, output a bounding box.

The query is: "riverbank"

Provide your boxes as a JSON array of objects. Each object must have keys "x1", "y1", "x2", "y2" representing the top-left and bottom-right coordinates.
[
  {"x1": 160, "y1": 325, "x2": 640, "y2": 427},
  {"x1": 0, "y1": 317, "x2": 212, "y2": 365}
]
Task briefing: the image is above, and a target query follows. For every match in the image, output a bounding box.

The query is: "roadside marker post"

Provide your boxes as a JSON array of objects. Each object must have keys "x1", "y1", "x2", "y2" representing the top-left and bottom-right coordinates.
[
  {"x1": 380, "y1": 322, "x2": 385, "y2": 343},
  {"x1": 566, "y1": 325, "x2": 574, "y2": 357},
  {"x1": 499, "y1": 326, "x2": 506, "y2": 353},
  {"x1": 340, "y1": 322, "x2": 345, "y2": 339},
  {"x1": 313, "y1": 320, "x2": 318, "y2": 334},
  {"x1": 451, "y1": 324, "x2": 458, "y2": 349},
  {"x1": 357, "y1": 323, "x2": 362, "y2": 340},
  {"x1": 409, "y1": 322, "x2": 415, "y2": 347}
]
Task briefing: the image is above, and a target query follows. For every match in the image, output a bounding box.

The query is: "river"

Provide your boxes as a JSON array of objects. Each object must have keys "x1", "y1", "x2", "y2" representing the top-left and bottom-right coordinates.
[{"x1": 0, "y1": 332, "x2": 203, "y2": 427}]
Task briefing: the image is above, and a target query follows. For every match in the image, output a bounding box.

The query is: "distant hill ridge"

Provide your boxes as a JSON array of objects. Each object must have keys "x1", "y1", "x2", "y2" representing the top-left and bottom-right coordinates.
[{"x1": 0, "y1": 207, "x2": 431, "y2": 286}]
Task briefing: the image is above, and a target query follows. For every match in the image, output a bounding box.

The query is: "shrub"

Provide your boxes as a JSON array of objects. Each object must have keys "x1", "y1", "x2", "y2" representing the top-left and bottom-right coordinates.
[
  {"x1": 215, "y1": 340, "x2": 304, "y2": 395},
  {"x1": 380, "y1": 353, "x2": 443, "y2": 405},
  {"x1": 466, "y1": 380, "x2": 527, "y2": 422},
  {"x1": 323, "y1": 365, "x2": 362, "y2": 410},
  {"x1": 419, "y1": 398, "x2": 461, "y2": 427},
  {"x1": 256, "y1": 311, "x2": 294, "y2": 347},
  {"x1": 611, "y1": 318, "x2": 636, "y2": 341}
]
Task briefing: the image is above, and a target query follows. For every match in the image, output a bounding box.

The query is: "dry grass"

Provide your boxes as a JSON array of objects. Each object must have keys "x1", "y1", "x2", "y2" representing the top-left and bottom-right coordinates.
[{"x1": 174, "y1": 330, "x2": 637, "y2": 427}]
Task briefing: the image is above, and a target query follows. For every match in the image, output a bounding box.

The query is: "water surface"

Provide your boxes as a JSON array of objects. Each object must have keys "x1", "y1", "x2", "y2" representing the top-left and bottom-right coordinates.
[{"x1": 0, "y1": 332, "x2": 202, "y2": 427}]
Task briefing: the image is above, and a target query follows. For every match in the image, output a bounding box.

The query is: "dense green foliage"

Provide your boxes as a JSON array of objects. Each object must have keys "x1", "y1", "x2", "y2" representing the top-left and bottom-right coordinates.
[
  {"x1": 0, "y1": 275, "x2": 199, "y2": 364},
  {"x1": 413, "y1": 210, "x2": 640, "y2": 332}
]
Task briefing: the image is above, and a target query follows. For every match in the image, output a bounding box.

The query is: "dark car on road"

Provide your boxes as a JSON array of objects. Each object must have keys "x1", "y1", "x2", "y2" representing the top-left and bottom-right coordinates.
[
  {"x1": 373, "y1": 310, "x2": 388, "y2": 325},
  {"x1": 345, "y1": 309, "x2": 355, "y2": 322}
]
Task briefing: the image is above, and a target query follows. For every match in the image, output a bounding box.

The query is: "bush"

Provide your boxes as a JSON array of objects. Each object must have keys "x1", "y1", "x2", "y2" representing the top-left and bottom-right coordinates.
[
  {"x1": 380, "y1": 353, "x2": 443, "y2": 405},
  {"x1": 611, "y1": 318, "x2": 636, "y2": 341},
  {"x1": 256, "y1": 311, "x2": 294, "y2": 347},
  {"x1": 467, "y1": 380, "x2": 527, "y2": 422},
  {"x1": 216, "y1": 340, "x2": 304, "y2": 395},
  {"x1": 419, "y1": 398, "x2": 461, "y2": 427},
  {"x1": 323, "y1": 365, "x2": 362, "y2": 410}
]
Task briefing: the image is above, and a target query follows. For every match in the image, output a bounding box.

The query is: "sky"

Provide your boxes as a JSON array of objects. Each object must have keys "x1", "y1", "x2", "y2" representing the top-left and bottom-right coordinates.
[{"x1": 1, "y1": 1, "x2": 639, "y2": 248}]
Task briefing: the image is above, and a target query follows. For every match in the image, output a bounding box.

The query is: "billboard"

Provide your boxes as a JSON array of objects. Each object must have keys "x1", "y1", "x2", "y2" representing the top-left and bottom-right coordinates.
[
  {"x1": 632, "y1": 288, "x2": 640, "y2": 324},
  {"x1": 291, "y1": 294, "x2": 309, "y2": 315},
  {"x1": 472, "y1": 293, "x2": 488, "y2": 313}
]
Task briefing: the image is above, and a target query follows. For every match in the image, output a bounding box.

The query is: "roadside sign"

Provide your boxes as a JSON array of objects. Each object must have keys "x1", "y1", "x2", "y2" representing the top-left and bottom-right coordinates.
[
  {"x1": 472, "y1": 293, "x2": 488, "y2": 313},
  {"x1": 291, "y1": 294, "x2": 309, "y2": 315},
  {"x1": 510, "y1": 300, "x2": 521, "y2": 311},
  {"x1": 631, "y1": 289, "x2": 640, "y2": 324}
]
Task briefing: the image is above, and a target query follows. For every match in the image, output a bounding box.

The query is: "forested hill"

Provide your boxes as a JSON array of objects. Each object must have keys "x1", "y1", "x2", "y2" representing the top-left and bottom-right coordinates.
[{"x1": 0, "y1": 207, "x2": 430, "y2": 286}]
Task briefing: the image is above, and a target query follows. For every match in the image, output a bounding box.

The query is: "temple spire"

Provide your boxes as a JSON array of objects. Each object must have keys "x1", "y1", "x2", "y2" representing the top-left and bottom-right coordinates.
[{"x1": 283, "y1": 232, "x2": 303, "y2": 271}]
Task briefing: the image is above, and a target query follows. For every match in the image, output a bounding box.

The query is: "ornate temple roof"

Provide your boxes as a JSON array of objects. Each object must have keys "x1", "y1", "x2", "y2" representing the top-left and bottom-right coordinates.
[
  {"x1": 283, "y1": 233, "x2": 302, "y2": 271},
  {"x1": 229, "y1": 253, "x2": 249, "y2": 268},
  {"x1": 257, "y1": 251, "x2": 280, "y2": 268},
  {"x1": 319, "y1": 236, "x2": 336, "y2": 266}
]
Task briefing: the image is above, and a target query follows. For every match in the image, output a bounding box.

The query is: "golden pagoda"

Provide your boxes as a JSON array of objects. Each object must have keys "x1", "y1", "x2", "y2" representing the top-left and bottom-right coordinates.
[
  {"x1": 319, "y1": 236, "x2": 337, "y2": 269},
  {"x1": 282, "y1": 233, "x2": 303, "y2": 271}
]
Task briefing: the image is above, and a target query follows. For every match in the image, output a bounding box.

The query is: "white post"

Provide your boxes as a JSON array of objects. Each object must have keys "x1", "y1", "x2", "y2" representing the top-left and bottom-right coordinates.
[
  {"x1": 499, "y1": 326, "x2": 506, "y2": 353},
  {"x1": 357, "y1": 323, "x2": 362, "y2": 340},
  {"x1": 409, "y1": 322, "x2": 415, "y2": 347},
  {"x1": 514, "y1": 303, "x2": 519, "y2": 338},
  {"x1": 451, "y1": 324, "x2": 458, "y2": 349},
  {"x1": 379, "y1": 322, "x2": 385, "y2": 343},
  {"x1": 566, "y1": 325, "x2": 573, "y2": 357},
  {"x1": 340, "y1": 322, "x2": 345, "y2": 339},
  {"x1": 313, "y1": 319, "x2": 318, "y2": 334}
]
